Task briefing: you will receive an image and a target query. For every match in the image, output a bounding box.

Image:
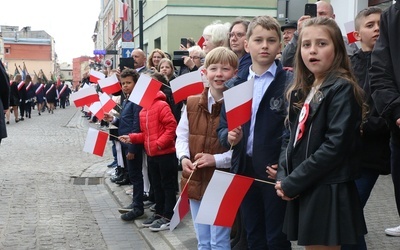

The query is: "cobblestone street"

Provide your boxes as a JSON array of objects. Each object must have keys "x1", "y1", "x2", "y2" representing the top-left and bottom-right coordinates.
[{"x1": 1, "y1": 105, "x2": 399, "y2": 249}]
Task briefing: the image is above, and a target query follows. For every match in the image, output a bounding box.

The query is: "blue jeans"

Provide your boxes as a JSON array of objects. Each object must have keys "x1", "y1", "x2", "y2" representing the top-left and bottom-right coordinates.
[{"x1": 190, "y1": 199, "x2": 231, "y2": 250}]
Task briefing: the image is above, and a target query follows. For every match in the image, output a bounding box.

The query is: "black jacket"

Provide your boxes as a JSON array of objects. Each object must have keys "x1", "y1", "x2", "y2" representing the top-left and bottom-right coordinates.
[
  {"x1": 0, "y1": 61, "x2": 9, "y2": 141},
  {"x1": 277, "y1": 74, "x2": 362, "y2": 198},
  {"x1": 350, "y1": 49, "x2": 390, "y2": 174},
  {"x1": 218, "y1": 60, "x2": 293, "y2": 180},
  {"x1": 370, "y1": 1, "x2": 400, "y2": 142}
]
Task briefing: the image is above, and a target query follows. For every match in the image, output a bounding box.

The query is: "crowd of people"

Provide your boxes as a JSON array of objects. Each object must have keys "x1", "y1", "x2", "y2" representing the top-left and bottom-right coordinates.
[
  {"x1": 2, "y1": 1, "x2": 400, "y2": 249},
  {"x1": 1, "y1": 72, "x2": 73, "y2": 126}
]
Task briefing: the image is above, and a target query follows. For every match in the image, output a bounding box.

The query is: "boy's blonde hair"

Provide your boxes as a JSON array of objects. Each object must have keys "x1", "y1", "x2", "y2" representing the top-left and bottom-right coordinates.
[
  {"x1": 247, "y1": 15, "x2": 282, "y2": 42},
  {"x1": 204, "y1": 47, "x2": 238, "y2": 69},
  {"x1": 354, "y1": 6, "x2": 382, "y2": 31}
]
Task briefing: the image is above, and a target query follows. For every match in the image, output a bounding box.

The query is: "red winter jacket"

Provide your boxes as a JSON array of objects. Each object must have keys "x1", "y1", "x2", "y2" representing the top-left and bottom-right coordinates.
[{"x1": 129, "y1": 91, "x2": 177, "y2": 156}]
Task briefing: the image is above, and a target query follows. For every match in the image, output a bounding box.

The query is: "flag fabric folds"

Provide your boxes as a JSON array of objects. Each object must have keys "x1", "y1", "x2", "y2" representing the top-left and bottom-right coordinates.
[
  {"x1": 223, "y1": 79, "x2": 253, "y2": 131},
  {"x1": 170, "y1": 181, "x2": 190, "y2": 231},
  {"x1": 89, "y1": 101, "x2": 104, "y2": 120},
  {"x1": 89, "y1": 69, "x2": 105, "y2": 84},
  {"x1": 70, "y1": 85, "x2": 99, "y2": 107},
  {"x1": 344, "y1": 20, "x2": 357, "y2": 44},
  {"x1": 119, "y1": 1, "x2": 129, "y2": 21},
  {"x1": 99, "y1": 93, "x2": 117, "y2": 113},
  {"x1": 128, "y1": 74, "x2": 161, "y2": 109},
  {"x1": 83, "y1": 128, "x2": 109, "y2": 157},
  {"x1": 98, "y1": 73, "x2": 121, "y2": 94},
  {"x1": 170, "y1": 70, "x2": 204, "y2": 103},
  {"x1": 194, "y1": 170, "x2": 254, "y2": 228}
]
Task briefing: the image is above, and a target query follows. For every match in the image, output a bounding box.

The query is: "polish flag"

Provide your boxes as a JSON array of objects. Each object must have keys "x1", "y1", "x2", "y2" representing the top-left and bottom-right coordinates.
[
  {"x1": 98, "y1": 73, "x2": 121, "y2": 94},
  {"x1": 195, "y1": 170, "x2": 254, "y2": 227},
  {"x1": 99, "y1": 93, "x2": 117, "y2": 113},
  {"x1": 70, "y1": 86, "x2": 99, "y2": 107},
  {"x1": 89, "y1": 101, "x2": 104, "y2": 120},
  {"x1": 170, "y1": 181, "x2": 190, "y2": 231},
  {"x1": 170, "y1": 70, "x2": 204, "y2": 103},
  {"x1": 197, "y1": 36, "x2": 205, "y2": 48},
  {"x1": 128, "y1": 74, "x2": 161, "y2": 109},
  {"x1": 223, "y1": 79, "x2": 253, "y2": 131},
  {"x1": 89, "y1": 69, "x2": 105, "y2": 84},
  {"x1": 83, "y1": 127, "x2": 109, "y2": 157},
  {"x1": 344, "y1": 20, "x2": 357, "y2": 44},
  {"x1": 119, "y1": 1, "x2": 129, "y2": 21}
]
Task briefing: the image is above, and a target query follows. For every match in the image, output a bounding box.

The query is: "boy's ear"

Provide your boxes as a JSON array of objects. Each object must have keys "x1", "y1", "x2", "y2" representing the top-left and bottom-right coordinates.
[
  {"x1": 244, "y1": 39, "x2": 250, "y2": 53},
  {"x1": 353, "y1": 30, "x2": 362, "y2": 42}
]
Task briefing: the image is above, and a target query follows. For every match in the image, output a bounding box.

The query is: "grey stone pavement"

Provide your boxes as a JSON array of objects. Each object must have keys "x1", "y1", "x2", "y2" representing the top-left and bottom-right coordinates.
[{"x1": 1, "y1": 104, "x2": 399, "y2": 249}]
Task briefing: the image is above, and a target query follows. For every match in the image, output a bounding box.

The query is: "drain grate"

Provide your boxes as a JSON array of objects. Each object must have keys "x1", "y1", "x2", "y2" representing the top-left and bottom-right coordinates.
[{"x1": 71, "y1": 177, "x2": 103, "y2": 185}]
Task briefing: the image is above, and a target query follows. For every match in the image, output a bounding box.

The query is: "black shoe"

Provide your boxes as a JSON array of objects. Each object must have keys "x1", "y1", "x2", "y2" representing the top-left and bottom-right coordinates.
[
  {"x1": 6, "y1": 121, "x2": 9, "y2": 124},
  {"x1": 115, "y1": 177, "x2": 130, "y2": 186},
  {"x1": 143, "y1": 193, "x2": 149, "y2": 201},
  {"x1": 20, "y1": 117, "x2": 24, "y2": 121},
  {"x1": 120, "y1": 208, "x2": 144, "y2": 221},
  {"x1": 110, "y1": 174, "x2": 124, "y2": 183},
  {"x1": 38, "y1": 112, "x2": 41, "y2": 116},
  {"x1": 118, "y1": 203, "x2": 134, "y2": 214}
]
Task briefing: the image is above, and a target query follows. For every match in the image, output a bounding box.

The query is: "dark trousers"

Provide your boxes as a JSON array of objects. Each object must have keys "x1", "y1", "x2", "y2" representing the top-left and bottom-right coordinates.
[
  {"x1": 147, "y1": 153, "x2": 177, "y2": 219},
  {"x1": 19, "y1": 101, "x2": 25, "y2": 117},
  {"x1": 241, "y1": 158, "x2": 291, "y2": 250},
  {"x1": 25, "y1": 101, "x2": 32, "y2": 117},
  {"x1": 121, "y1": 144, "x2": 144, "y2": 211},
  {"x1": 60, "y1": 97, "x2": 67, "y2": 108}
]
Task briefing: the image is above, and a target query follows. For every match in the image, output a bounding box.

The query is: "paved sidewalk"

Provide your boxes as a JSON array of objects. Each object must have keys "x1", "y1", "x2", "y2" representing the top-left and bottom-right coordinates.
[{"x1": 72, "y1": 107, "x2": 400, "y2": 249}]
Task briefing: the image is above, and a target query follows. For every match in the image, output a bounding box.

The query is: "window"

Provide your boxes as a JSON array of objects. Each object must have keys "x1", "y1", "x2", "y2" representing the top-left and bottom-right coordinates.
[
  {"x1": 5, "y1": 48, "x2": 10, "y2": 54},
  {"x1": 154, "y1": 37, "x2": 161, "y2": 50}
]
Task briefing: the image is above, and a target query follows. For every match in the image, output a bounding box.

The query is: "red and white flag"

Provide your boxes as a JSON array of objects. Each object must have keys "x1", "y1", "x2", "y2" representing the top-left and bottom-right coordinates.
[
  {"x1": 17, "y1": 81, "x2": 25, "y2": 91},
  {"x1": 170, "y1": 70, "x2": 204, "y2": 103},
  {"x1": 70, "y1": 85, "x2": 99, "y2": 107},
  {"x1": 170, "y1": 181, "x2": 190, "y2": 231},
  {"x1": 98, "y1": 73, "x2": 121, "y2": 94},
  {"x1": 344, "y1": 20, "x2": 357, "y2": 44},
  {"x1": 89, "y1": 101, "x2": 104, "y2": 120},
  {"x1": 223, "y1": 79, "x2": 253, "y2": 131},
  {"x1": 83, "y1": 127, "x2": 109, "y2": 157},
  {"x1": 128, "y1": 74, "x2": 161, "y2": 109},
  {"x1": 119, "y1": 0, "x2": 129, "y2": 21},
  {"x1": 99, "y1": 92, "x2": 117, "y2": 113},
  {"x1": 89, "y1": 69, "x2": 105, "y2": 84},
  {"x1": 195, "y1": 170, "x2": 254, "y2": 227}
]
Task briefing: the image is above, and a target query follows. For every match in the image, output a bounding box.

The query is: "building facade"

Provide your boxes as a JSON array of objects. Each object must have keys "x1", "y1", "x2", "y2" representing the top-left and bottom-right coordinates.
[
  {"x1": 1, "y1": 25, "x2": 58, "y2": 81},
  {"x1": 92, "y1": 0, "x2": 393, "y2": 73}
]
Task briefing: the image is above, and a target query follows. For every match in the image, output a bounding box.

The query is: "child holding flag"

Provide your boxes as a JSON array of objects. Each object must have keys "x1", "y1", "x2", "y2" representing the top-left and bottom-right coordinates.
[
  {"x1": 217, "y1": 15, "x2": 293, "y2": 249},
  {"x1": 119, "y1": 72, "x2": 177, "y2": 232},
  {"x1": 175, "y1": 47, "x2": 237, "y2": 249}
]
